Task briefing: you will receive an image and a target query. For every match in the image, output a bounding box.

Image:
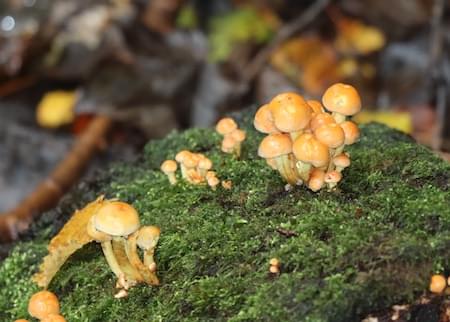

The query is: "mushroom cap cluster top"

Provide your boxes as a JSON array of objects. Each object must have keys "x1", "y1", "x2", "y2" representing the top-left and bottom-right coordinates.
[
  {"x1": 322, "y1": 83, "x2": 361, "y2": 116},
  {"x1": 94, "y1": 201, "x2": 140, "y2": 236}
]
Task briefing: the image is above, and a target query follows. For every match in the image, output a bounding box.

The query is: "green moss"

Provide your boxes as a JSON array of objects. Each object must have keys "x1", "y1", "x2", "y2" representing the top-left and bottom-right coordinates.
[{"x1": 0, "y1": 112, "x2": 449, "y2": 321}]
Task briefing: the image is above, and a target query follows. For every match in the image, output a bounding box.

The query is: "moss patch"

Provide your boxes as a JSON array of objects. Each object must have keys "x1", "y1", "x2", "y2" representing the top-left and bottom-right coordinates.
[{"x1": 0, "y1": 110, "x2": 449, "y2": 322}]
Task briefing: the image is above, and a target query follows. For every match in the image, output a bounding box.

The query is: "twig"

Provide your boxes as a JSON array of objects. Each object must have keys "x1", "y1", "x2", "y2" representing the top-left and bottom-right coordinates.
[
  {"x1": 0, "y1": 115, "x2": 112, "y2": 242},
  {"x1": 242, "y1": 0, "x2": 330, "y2": 83},
  {"x1": 0, "y1": 75, "x2": 37, "y2": 98}
]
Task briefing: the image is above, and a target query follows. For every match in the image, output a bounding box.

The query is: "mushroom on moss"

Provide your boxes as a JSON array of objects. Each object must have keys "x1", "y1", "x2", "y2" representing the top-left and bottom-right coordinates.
[
  {"x1": 307, "y1": 168, "x2": 326, "y2": 192},
  {"x1": 333, "y1": 154, "x2": 351, "y2": 173},
  {"x1": 292, "y1": 133, "x2": 329, "y2": 182},
  {"x1": 322, "y1": 83, "x2": 361, "y2": 124},
  {"x1": 258, "y1": 133, "x2": 299, "y2": 185},
  {"x1": 229, "y1": 129, "x2": 246, "y2": 157},
  {"x1": 429, "y1": 274, "x2": 447, "y2": 294},
  {"x1": 269, "y1": 92, "x2": 313, "y2": 140},
  {"x1": 161, "y1": 160, "x2": 178, "y2": 185},
  {"x1": 324, "y1": 170, "x2": 342, "y2": 189},
  {"x1": 88, "y1": 201, "x2": 142, "y2": 287},
  {"x1": 216, "y1": 117, "x2": 237, "y2": 137},
  {"x1": 28, "y1": 290, "x2": 60, "y2": 320},
  {"x1": 207, "y1": 175, "x2": 220, "y2": 190}
]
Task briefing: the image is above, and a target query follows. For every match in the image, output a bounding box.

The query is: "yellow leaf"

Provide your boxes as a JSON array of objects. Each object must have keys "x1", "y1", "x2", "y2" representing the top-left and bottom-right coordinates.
[
  {"x1": 36, "y1": 91, "x2": 77, "y2": 128},
  {"x1": 353, "y1": 111, "x2": 412, "y2": 133}
]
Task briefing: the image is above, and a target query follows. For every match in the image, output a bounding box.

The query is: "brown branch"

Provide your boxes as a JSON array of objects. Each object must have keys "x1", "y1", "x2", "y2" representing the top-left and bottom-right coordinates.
[
  {"x1": 242, "y1": 0, "x2": 330, "y2": 83},
  {"x1": 0, "y1": 75, "x2": 37, "y2": 98},
  {"x1": 0, "y1": 115, "x2": 112, "y2": 242}
]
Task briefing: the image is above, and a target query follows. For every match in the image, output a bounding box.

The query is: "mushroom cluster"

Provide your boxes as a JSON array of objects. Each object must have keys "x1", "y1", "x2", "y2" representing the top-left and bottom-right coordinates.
[
  {"x1": 161, "y1": 151, "x2": 221, "y2": 189},
  {"x1": 215, "y1": 117, "x2": 246, "y2": 157},
  {"x1": 33, "y1": 197, "x2": 160, "y2": 297},
  {"x1": 254, "y1": 83, "x2": 361, "y2": 191}
]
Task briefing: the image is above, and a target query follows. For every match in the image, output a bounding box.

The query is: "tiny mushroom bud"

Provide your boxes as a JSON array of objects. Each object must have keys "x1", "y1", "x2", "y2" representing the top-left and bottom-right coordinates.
[
  {"x1": 269, "y1": 265, "x2": 280, "y2": 274},
  {"x1": 333, "y1": 154, "x2": 351, "y2": 172},
  {"x1": 222, "y1": 136, "x2": 237, "y2": 154},
  {"x1": 324, "y1": 170, "x2": 342, "y2": 189},
  {"x1": 216, "y1": 117, "x2": 237, "y2": 136},
  {"x1": 229, "y1": 129, "x2": 246, "y2": 157},
  {"x1": 197, "y1": 157, "x2": 213, "y2": 177},
  {"x1": 254, "y1": 104, "x2": 279, "y2": 134},
  {"x1": 258, "y1": 133, "x2": 298, "y2": 185},
  {"x1": 207, "y1": 175, "x2": 220, "y2": 190},
  {"x1": 161, "y1": 160, "x2": 178, "y2": 185},
  {"x1": 322, "y1": 83, "x2": 361, "y2": 123},
  {"x1": 429, "y1": 274, "x2": 447, "y2": 294},
  {"x1": 222, "y1": 180, "x2": 232, "y2": 190},
  {"x1": 269, "y1": 258, "x2": 280, "y2": 267},
  {"x1": 136, "y1": 226, "x2": 161, "y2": 268},
  {"x1": 28, "y1": 290, "x2": 60, "y2": 320},
  {"x1": 41, "y1": 314, "x2": 67, "y2": 322},
  {"x1": 206, "y1": 171, "x2": 217, "y2": 180},
  {"x1": 269, "y1": 92, "x2": 313, "y2": 140},
  {"x1": 314, "y1": 123, "x2": 345, "y2": 149},
  {"x1": 308, "y1": 168, "x2": 326, "y2": 192}
]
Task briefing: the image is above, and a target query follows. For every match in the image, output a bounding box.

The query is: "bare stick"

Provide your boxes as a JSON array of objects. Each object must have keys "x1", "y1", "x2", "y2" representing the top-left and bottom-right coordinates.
[{"x1": 0, "y1": 115, "x2": 112, "y2": 242}]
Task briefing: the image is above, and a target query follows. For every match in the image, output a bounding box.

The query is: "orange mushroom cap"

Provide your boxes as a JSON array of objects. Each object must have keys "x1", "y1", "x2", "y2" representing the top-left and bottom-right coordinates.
[
  {"x1": 93, "y1": 201, "x2": 140, "y2": 237},
  {"x1": 429, "y1": 274, "x2": 446, "y2": 294},
  {"x1": 216, "y1": 117, "x2": 238, "y2": 136},
  {"x1": 292, "y1": 134, "x2": 329, "y2": 168},
  {"x1": 28, "y1": 290, "x2": 60, "y2": 320},
  {"x1": 160, "y1": 160, "x2": 177, "y2": 174},
  {"x1": 269, "y1": 92, "x2": 313, "y2": 132},
  {"x1": 309, "y1": 113, "x2": 336, "y2": 132},
  {"x1": 322, "y1": 83, "x2": 361, "y2": 116},
  {"x1": 41, "y1": 314, "x2": 67, "y2": 322},
  {"x1": 307, "y1": 100, "x2": 324, "y2": 114},
  {"x1": 206, "y1": 171, "x2": 216, "y2": 180},
  {"x1": 230, "y1": 129, "x2": 246, "y2": 142},
  {"x1": 258, "y1": 133, "x2": 292, "y2": 159},
  {"x1": 254, "y1": 104, "x2": 279, "y2": 134},
  {"x1": 175, "y1": 150, "x2": 190, "y2": 163},
  {"x1": 183, "y1": 152, "x2": 199, "y2": 168},
  {"x1": 308, "y1": 168, "x2": 325, "y2": 192},
  {"x1": 313, "y1": 123, "x2": 345, "y2": 148},
  {"x1": 340, "y1": 121, "x2": 360, "y2": 145},
  {"x1": 333, "y1": 154, "x2": 351, "y2": 168},
  {"x1": 324, "y1": 171, "x2": 342, "y2": 183},
  {"x1": 14, "y1": 320, "x2": 29, "y2": 322},
  {"x1": 269, "y1": 258, "x2": 280, "y2": 267},
  {"x1": 198, "y1": 157, "x2": 213, "y2": 170},
  {"x1": 207, "y1": 175, "x2": 220, "y2": 188}
]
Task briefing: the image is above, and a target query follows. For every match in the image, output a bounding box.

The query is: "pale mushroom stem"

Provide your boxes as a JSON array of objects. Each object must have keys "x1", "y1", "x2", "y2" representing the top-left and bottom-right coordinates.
[
  {"x1": 289, "y1": 131, "x2": 302, "y2": 141},
  {"x1": 101, "y1": 241, "x2": 125, "y2": 279},
  {"x1": 331, "y1": 112, "x2": 346, "y2": 124},
  {"x1": 125, "y1": 232, "x2": 160, "y2": 285},
  {"x1": 295, "y1": 160, "x2": 312, "y2": 182},
  {"x1": 234, "y1": 143, "x2": 242, "y2": 158},
  {"x1": 111, "y1": 237, "x2": 143, "y2": 286},
  {"x1": 179, "y1": 164, "x2": 188, "y2": 179},
  {"x1": 275, "y1": 157, "x2": 296, "y2": 185},
  {"x1": 167, "y1": 173, "x2": 177, "y2": 185}
]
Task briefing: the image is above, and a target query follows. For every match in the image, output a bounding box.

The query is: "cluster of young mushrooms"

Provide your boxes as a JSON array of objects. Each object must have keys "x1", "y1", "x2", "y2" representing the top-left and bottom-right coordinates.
[
  {"x1": 33, "y1": 196, "x2": 160, "y2": 298},
  {"x1": 161, "y1": 150, "x2": 229, "y2": 190},
  {"x1": 254, "y1": 83, "x2": 361, "y2": 191}
]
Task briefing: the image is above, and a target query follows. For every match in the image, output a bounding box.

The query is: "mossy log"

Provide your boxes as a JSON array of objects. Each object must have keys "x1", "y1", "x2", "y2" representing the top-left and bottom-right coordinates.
[{"x1": 0, "y1": 109, "x2": 449, "y2": 322}]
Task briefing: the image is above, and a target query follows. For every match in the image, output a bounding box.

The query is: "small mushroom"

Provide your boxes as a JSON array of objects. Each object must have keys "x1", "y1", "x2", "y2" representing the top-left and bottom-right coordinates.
[
  {"x1": 175, "y1": 150, "x2": 191, "y2": 179},
  {"x1": 292, "y1": 133, "x2": 329, "y2": 182},
  {"x1": 340, "y1": 121, "x2": 360, "y2": 145},
  {"x1": 306, "y1": 100, "x2": 325, "y2": 114},
  {"x1": 221, "y1": 136, "x2": 237, "y2": 154},
  {"x1": 197, "y1": 156, "x2": 213, "y2": 178},
  {"x1": 207, "y1": 175, "x2": 220, "y2": 190},
  {"x1": 221, "y1": 180, "x2": 232, "y2": 190},
  {"x1": 161, "y1": 160, "x2": 178, "y2": 185},
  {"x1": 324, "y1": 170, "x2": 342, "y2": 189},
  {"x1": 41, "y1": 314, "x2": 67, "y2": 322},
  {"x1": 136, "y1": 226, "x2": 161, "y2": 269},
  {"x1": 258, "y1": 133, "x2": 298, "y2": 185},
  {"x1": 229, "y1": 129, "x2": 246, "y2": 157},
  {"x1": 307, "y1": 168, "x2": 326, "y2": 192},
  {"x1": 314, "y1": 123, "x2": 345, "y2": 149},
  {"x1": 269, "y1": 258, "x2": 280, "y2": 267},
  {"x1": 28, "y1": 290, "x2": 60, "y2": 320},
  {"x1": 269, "y1": 265, "x2": 280, "y2": 274},
  {"x1": 216, "y1": 117, "x2": 238, "y2": 137},
  {"x1": 269, "y1": 92, "x2": 313, "y2": 140},
  {"x1": 429, "y1": 274, "x2": 446, "y2": 294},
  {"x1": 333, "y1": 154, "x2": 351, "y2": 172},
  {"x1": 88, "y1": 202, "x2": 141, "y2": 286},
  {"x1": 322, "y1": 83, "x2": 361, "y2": 124},
  {"x1": 254, "y1": 104, "x2": 279, "y2": 134}
]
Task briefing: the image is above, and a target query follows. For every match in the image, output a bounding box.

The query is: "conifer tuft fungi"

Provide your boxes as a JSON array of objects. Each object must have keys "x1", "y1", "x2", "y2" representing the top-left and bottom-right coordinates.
[
  {"x1": 216, "y1": 117, "x2": 246, "y2": 157},
  {"x1": 254, "y1": 83, "x2": 362, "y2": 191},
  {"x1": 160, "y1": 160, "x2": 178, "y2": 185}
]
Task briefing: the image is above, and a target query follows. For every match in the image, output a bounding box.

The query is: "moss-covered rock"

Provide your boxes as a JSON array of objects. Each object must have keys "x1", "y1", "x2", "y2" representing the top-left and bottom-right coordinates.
[{"x1": 0, "y1": 109, "x2": 449, "y2": 322}]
